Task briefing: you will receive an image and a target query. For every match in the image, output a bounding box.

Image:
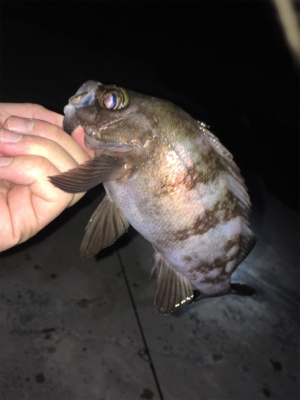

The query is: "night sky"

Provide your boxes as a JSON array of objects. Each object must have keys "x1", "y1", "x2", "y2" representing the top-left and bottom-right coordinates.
[{"x1": 1, "y1": 1, "x2": 299, "y2": 211}]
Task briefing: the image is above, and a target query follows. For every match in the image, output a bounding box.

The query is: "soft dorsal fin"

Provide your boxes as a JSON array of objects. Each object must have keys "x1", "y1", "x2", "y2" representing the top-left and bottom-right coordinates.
[
  {"x1": 202, "y1": 127, "x2": 251, "y2": 217},
  {"x1": 48, "y1": 155, "x2": 125, "y2": 193},
  {"x1": 80, "y1": 195, "x2": 129, "y2": 259},
  {"x1": 151, "y1": 253, "x2": 194, "y2": 314},
  {"x1": 202, "y1": 126, "x2": 256, "y2": 263}
]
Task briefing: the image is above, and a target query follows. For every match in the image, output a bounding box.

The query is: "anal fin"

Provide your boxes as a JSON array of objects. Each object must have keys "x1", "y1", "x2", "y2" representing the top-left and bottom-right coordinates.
[
  {"x1": 80, "y1": 195, "x2": 129, "y2": 259},
  {"x1": 151, "y1": 253, "x2": 194, "y2": 314}
]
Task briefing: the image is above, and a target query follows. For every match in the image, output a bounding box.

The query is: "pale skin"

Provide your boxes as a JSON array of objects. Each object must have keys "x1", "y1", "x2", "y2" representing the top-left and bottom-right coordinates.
[{"x1": 0, "y1": 103, "x2": 96, "y2": 252}]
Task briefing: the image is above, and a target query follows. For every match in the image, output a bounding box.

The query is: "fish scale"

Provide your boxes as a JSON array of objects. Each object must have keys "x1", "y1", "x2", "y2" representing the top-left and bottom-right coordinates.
[{"x1": 49, "y1": 80, "x2": 256, "y2": 314}]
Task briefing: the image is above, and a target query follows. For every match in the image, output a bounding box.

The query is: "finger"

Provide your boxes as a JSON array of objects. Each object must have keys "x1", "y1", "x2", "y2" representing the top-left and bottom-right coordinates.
[
  {"x1": 0, "y1": 128, "x2": 83, "y2": 175},
  {"x1": 0, "y1": 155, "x2": 84, "y2": 206},
  {"x1": 2, "y1": 117, "x2": 90, "y2": 164},
  {"x1": 0, "y1": 103, "x2": 63, "y2": 128},
  {"x1": 0, "y1": 156, "x2": 80, "y2": 249}
]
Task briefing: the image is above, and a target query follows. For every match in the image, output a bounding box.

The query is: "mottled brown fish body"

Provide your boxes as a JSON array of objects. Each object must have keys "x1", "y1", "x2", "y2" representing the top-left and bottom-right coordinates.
[
  {"x1": 104, "y1": 110, "x2": 247, "y2": 298},
  {"x1": 49, "y1": 81, "x2": 256, "y2": 314}
]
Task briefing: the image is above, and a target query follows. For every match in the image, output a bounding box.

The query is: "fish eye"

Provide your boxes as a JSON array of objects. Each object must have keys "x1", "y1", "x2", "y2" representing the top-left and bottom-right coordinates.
[
  {"x1": 99, "y1": 87, "x2": 129, "y2": 110},
  {"x1": 103, "y1": 93, "x2": 118, "y2": 110}
]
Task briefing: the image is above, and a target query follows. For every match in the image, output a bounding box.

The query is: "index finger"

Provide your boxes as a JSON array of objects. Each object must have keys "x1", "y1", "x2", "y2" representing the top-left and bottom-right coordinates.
[{"x1": 0, "y1": 103, "x2": 64, "y2": 128}]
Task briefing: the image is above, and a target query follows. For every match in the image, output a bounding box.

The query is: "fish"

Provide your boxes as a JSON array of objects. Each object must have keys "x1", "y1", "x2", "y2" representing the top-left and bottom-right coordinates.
[{"x1": 49, "y1": 80, "x2": 256, "y2": 314}]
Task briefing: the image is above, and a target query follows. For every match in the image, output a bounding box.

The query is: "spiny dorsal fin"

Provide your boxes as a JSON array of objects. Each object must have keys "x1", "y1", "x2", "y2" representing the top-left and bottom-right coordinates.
[
  {"x1": 80, "y1": 195, "x2": 129, "y2": 259},
  {"x1": 151, "y1": 253, "x2": 194, "y2": 314},
  {"x1": 48, "y1": 155, "x2": 125, "y2": 193}
]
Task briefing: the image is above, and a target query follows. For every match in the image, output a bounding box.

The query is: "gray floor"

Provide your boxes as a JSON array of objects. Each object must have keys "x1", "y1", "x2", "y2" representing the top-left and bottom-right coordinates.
[
  {"x1": 0, "y1": 179, "x2": 299, "y2": 400},
  {"x1": 1, "y1": 3, "x2": 299, "y2": 399}
]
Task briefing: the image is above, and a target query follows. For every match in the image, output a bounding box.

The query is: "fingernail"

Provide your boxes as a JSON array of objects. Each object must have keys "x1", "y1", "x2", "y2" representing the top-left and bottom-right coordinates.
[
  {"x1": 7, "y1": 116, "x2": 33, "y2": 133},
  {"x1": 0, "y1": 157, "x2": 13, "y2": 166},
  {"x1": 0, "y1": 128, "x2": 23, "y2": 143}
]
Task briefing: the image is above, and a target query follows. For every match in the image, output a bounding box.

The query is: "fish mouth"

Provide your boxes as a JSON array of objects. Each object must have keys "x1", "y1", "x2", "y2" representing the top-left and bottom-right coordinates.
[
  {"x1": 63, "y1": 80, "x2": 101, "y2": 134},
  {"x1": 63, "y1": 80, "x2": 139, "y2": 154}
]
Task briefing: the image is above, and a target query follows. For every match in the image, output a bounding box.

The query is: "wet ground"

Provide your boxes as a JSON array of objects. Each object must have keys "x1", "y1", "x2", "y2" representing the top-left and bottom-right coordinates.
[
  {"x1": 1, "y1": 181, "x2": 299, "y2": 400},
  {"x1": 1, "y1": 3, "x2": 299, "y2": 400}
]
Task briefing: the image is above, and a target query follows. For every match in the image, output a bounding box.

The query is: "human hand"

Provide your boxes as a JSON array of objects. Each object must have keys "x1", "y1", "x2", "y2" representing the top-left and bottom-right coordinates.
[{"x1": 0, "y1": 103, "x2": 95, "y2": 252}]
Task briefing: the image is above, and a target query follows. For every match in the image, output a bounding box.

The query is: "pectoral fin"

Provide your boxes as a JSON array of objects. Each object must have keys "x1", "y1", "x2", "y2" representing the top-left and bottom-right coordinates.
[
  {"x1": 151, "y1": 253, "x2": 194, "y2": 314},
  {"x1": 48, "y1": 155, "x2": 125, "y2": 193},
  {"x1": 80, "y1": 195, "x2": 129, "y2": 259}
]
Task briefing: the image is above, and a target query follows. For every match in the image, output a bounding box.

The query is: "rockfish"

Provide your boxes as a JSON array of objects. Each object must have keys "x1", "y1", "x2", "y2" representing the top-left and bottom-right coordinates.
[{"x1": 49, "y1": 80, "x2": 256, "y2": 314}]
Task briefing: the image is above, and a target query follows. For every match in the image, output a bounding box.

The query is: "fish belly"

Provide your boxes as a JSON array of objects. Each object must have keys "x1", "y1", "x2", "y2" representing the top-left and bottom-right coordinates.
[{"x1": 104, "y1": 165, "x2": 242, "y2": 297}]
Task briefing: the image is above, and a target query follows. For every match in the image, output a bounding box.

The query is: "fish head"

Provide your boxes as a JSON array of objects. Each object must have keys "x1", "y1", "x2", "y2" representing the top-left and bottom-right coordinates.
[{"x1": 63, "y1": 80, "x2": 157, "y2": 154}]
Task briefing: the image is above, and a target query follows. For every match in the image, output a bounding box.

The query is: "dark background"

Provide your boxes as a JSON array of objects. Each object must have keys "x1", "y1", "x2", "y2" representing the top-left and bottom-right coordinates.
[
  {"x1": 1, "y1": 1, "x2": 299, "y2": 212},
  {"x1": 1, "y1": 4, "x2": 299, "y2": 399}
]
